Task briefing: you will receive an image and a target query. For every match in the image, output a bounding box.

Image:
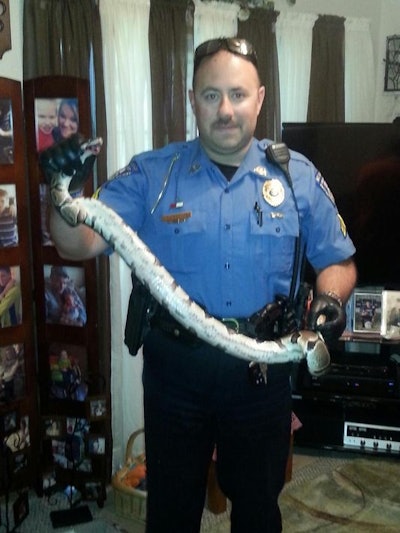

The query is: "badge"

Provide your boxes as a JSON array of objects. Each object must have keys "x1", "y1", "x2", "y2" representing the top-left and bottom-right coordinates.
[{"x1": 262, "y1": 179, "x2": 285, "y2": 207}]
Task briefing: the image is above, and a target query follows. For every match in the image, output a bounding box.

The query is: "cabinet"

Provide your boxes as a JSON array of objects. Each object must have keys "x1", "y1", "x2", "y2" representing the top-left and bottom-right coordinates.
[{"x1": 292, "y1": 334, "x2": 400, "y2": 454}]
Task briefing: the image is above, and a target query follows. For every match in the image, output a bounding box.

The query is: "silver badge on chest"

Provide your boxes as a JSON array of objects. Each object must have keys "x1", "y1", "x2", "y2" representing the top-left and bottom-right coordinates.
[{"x1": 262, "y1": 179, "x2": 285, "y2": 207}]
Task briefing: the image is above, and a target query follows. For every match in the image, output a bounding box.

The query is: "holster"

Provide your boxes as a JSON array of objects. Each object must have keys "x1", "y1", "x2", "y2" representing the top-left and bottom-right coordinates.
[{"x1": 124, "y1": 275, "x2": 158, "y2": 356}]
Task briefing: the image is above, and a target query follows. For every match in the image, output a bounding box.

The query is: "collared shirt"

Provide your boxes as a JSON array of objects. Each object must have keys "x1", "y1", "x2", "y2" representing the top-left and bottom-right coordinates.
[{"x1": 98, "y1": 138, "x2": 355, "y2": 318}]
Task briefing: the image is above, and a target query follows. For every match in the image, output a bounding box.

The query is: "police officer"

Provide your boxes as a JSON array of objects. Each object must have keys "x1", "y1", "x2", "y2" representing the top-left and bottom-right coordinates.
[{"x1": 44, "y1": 38, "x2": 357, "y2": 533}]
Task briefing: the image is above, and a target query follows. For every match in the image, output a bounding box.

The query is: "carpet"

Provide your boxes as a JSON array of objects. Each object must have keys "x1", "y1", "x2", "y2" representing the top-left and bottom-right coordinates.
[
  {"x1": 3, "y1": 454, "x2": 399, "y2": 532},
  {"x1": 280, "y1": 455, "x2": 400, "y2": 532}
]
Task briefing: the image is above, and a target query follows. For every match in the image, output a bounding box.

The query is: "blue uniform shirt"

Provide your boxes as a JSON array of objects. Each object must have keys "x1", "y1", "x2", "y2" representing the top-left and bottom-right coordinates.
[{"x1": 98, "y1": 138, "x2": 355, "y2": 318}]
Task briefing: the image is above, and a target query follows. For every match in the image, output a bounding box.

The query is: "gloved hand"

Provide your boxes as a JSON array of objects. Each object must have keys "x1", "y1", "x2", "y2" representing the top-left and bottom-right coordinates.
[
  {"x1": 39, "y1": 133, "x2": 98, "y2": 195},
  {"x1": 250, "y1": 294, "x2": 298, "y2": 341},
  {"x1": 306, "y1": 293, "x2": 346, "y2": 343}
]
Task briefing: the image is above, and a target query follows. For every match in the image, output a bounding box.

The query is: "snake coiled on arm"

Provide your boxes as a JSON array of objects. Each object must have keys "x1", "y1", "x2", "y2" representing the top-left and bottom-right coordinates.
[{"x1": 45, "y1": 137, "x2": 331, "y2": 377}]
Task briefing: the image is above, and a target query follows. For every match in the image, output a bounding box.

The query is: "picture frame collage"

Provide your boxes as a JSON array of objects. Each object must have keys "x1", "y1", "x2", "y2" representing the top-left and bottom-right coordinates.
[
  {"x1": 0, "y1": 77, "x2": 36, "y2": 498},
  {"x1": 23, "y1": 76, "x2": 108, "y2": 503}
]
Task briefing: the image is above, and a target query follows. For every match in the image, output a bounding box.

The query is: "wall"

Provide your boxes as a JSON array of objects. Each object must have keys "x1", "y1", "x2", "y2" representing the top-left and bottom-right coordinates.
[
  {"x1": 0, "y1": 0, "x2": 23, "y2": 81},
  {"x1": 274, "y1": 0, "x2": 400, "y2": 121},
  {"x1": 2, "y1": 0, "x2": 399, "y2": 121}
]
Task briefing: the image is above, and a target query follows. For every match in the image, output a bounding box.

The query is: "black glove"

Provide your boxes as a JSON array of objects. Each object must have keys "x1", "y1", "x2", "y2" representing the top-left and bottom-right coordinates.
[
  {"x1": 249, "y1": 294, "x2": 298, "y2": 341},
  {"x1": 39, "y1": 133, "x2": 96, "y2": 194},
  {"x1": 307, "y1": 293, "x2": 346, "y2": 343}
]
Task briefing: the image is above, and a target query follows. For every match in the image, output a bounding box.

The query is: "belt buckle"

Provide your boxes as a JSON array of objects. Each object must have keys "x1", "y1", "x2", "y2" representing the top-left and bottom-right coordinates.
[{"x1": 221, "y1": 317, "x2": 240, "y2": 333}]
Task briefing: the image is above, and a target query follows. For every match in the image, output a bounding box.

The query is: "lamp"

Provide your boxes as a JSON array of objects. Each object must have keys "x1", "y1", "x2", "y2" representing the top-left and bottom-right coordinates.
[{"x1": 384, "y1": 35, "x2": 400, "y2": 92}]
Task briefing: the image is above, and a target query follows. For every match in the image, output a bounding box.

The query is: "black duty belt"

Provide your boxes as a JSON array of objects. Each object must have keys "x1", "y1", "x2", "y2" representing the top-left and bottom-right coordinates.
[{"x1": 150, "y1": 307, "x2": 257, "y2": 345}]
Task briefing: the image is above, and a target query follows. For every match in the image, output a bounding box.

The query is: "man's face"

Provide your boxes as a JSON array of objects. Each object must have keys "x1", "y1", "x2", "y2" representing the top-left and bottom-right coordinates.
[
  {"x1": 189, "y1": 50, "x2": 265, "y2": 166},
  {"x1": 51, "y1": 274, "x2": 68, "y2": 293}
]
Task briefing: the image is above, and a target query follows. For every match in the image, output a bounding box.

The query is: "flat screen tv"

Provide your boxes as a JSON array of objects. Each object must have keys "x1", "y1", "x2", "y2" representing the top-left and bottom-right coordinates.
[{"x1": 282, "y1": 122, "x2": 400, "y2": 289}]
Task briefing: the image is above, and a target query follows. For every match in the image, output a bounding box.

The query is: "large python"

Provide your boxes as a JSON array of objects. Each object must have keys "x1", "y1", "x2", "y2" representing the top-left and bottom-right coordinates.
[{"x1": 46, "y1": 138, "x2": 331, "y2": 377}]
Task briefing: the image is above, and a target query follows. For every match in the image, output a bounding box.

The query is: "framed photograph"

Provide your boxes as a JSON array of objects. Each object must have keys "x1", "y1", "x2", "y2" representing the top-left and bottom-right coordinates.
[
  {"x1": 1, "y1": 409, "x2": 17, "y2": 432},
  {"x1": 381, "y1": 290, "x2": 400, "y2": 340},
  {"x1": 0, "y1": 98, "x2": 14, "y2": 164},
  {"x1": 0, "y1": 264, "x2": 22, "y2": 328},
  {"x1": 12, "y1": 450, "x2": 29, "y2": 475},
  {"x1": 3, "y1": 415, "x2": 30, "y2": 452},
  {"x1": 0, "y1": 343, "x2": 25, "y2": 403},
  {"x1": 43, "y1": 264, "x2": 87, "y2": 327},
  {"x1": 34, "y1": 97, "x2": 79, "y2": 152},
  {"x1": 0, "y1": 182, "x2": 18, "y2": 247},
  {"x1": 43, "y1": 416, "x2": 64, "y2": 438},
  {"x1": 83, "y1": 479, "x2": 104, "y2": 501},
  {"x1": 48, "y1": 342, "x2": 88, "y2": 401},
  {"x1": 87, "y1": 396, "x2": 107, "y2": 420},
  {"x1": 353, "y1": 290, "x2": 382, "y2": 334},
  {"x1": 87, "y1": 434, "x2": 106, "y2": 456}
]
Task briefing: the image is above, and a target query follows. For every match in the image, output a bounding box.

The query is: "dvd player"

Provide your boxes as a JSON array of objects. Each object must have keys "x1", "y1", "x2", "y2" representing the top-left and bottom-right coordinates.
[{"x1": 343, "y1": 421, "x2": 400, "y2": 452}]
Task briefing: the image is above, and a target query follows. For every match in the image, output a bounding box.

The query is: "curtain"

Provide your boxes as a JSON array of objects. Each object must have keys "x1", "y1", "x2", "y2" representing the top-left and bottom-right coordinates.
[
  {"x1": 149, "y1": 0, "x2": 189, "y2": 148},
  {"x1": 345, "y1": 18, "x2": 375, "y2": 122},
  {"x1": 187, "y1": 0, "x2": 239, "y2": 139},
  {"x1": 238, "y1": 8, "x2": 281, "y2": 141},
  {"x1": 276, "y1": 12, "x2": 317, "y2": 125},
  {"x1": 23, "y1": 0, "x2": 107, "y2": 165},
  {"x1": 307, "y1": 15, "x2": 345, "y2": 122},
  {"x1": 100, "y1": 0, "x2": 152, "y2": 469}
]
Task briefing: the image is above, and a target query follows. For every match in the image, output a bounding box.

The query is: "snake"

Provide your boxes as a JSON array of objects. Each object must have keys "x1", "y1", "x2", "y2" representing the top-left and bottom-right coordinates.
[{"x1": 47, "y1": 138, "x2": 331, "y2": 377}]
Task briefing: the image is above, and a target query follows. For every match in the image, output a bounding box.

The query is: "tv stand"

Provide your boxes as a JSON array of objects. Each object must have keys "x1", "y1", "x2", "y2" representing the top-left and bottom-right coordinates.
[{"x1": 292, "y1": 337, "x2": 400, "y2": 454}]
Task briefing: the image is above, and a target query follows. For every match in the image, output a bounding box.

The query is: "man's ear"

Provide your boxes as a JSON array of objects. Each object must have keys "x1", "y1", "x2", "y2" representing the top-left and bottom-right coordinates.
[{"x1": 257, "y1": 85, "x2": 266, "y2": 115}]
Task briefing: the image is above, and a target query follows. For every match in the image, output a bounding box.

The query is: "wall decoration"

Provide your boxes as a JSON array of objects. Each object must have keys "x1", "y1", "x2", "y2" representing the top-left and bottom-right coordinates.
[
  {"x1": 34, "y1": 97, "x2": 79, "y2": 152},
  {"x1": 0, "y1": 264, "x2": 22, "y2": 328},
  {"x1": 384, "y1": 35, "x2": 400, "y2": 91},
  {"x1": 0, "y1": 342, "x2": 25, "y2": 402}
]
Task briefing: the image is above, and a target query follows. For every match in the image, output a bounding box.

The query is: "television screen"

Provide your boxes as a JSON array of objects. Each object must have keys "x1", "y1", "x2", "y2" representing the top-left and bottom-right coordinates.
[{"x1": 282, "y1": 122, "x2": 400, "y2": 289}]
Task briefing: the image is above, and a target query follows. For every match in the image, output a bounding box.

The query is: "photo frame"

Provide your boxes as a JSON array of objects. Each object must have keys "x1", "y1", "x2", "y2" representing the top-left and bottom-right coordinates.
[
  {"x1": 87, "y1": 395, "x2": 107, "y2": 420},
  {"x1": 0, "y1": 97, "x2": 14, "y2": 164},
  {"x1": 43, "y1": 416, "x2": 64, "y2": 438},
  {"x1": 3, "y1": 415, "x2": 30, "y2": 452},
  {"x1": 87, "y1": 434, "x2": 106, "y2": 456},
  {"x1": 0, "y1": 182, "x2": 18, "y2": 247},
  {"x1": 353, "y1": 289, "x2": 382, "y2": 334},
  {"x1": 47, "y1": 342, "x2": 88, "y2": 401},
  {"x1": 381, "y1": 290, "x2": 400, "y2": 340},
  {"x1": 1, "y1": 409, "x2": 17, "y2": 433},
  {"x1": 0, "y1": 264, "x2": 22, "y2": 328},
  {"x1": 0, "y1": 342, "x2": 25, "y2": 403},
  {"x1": 43, "y1": 264, "x2": 87, "y2": 327},
  {"x1": 83, "y1": 479, "x2": 104, "y2": 501},
  {"x1": 34, "y1": 97, "x2": 79, "y2": 152}
]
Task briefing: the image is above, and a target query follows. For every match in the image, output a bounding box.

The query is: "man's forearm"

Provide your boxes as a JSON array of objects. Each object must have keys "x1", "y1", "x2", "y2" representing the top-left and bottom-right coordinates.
[
  {"x1": 49, "y1": 206, "x2": 108, "y2": 261},
  {"x1": 315, "y1": 258, "x2": 357, "y2": 305}
]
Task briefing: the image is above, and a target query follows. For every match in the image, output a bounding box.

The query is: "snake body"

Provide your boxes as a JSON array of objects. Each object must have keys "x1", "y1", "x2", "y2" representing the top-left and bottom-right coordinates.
[{"x1": 49, "y1": 141, "x2": 330, "y2": 377}]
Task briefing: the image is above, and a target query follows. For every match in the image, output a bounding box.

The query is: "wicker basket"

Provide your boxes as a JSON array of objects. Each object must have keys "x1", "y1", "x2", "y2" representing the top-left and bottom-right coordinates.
[{"x1": 112, "y1": 428, "x2": 147, "y2": 523}]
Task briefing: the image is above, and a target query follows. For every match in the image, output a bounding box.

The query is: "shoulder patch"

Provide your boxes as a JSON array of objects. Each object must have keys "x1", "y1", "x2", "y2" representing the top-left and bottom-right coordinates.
[
  {"x1": 315, "y1": 171, "x2": 336, "y2": 206},
  {"x1": 337, "y1": 213, "x2": 348, "y2": 238}
]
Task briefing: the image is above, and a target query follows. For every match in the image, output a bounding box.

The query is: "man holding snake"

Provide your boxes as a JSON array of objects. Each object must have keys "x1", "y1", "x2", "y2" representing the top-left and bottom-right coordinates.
[{"x1": 43, "y1": 38, "x2": 357, "y2": 533}]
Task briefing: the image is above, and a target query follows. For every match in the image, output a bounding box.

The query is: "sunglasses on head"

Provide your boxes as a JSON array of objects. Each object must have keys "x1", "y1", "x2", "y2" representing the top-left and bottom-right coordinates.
[{"x1": 193, "y1": 38, "x2": 258, "y2": 75}]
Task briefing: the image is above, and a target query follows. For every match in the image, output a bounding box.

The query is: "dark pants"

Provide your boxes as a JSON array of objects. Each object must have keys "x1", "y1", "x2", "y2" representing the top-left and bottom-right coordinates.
[{"x1": 143, "y1": 329, "x2": 292, "y2": 533}]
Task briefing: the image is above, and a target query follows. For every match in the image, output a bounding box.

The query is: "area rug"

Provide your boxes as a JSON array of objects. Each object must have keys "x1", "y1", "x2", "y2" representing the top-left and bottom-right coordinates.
[{"x1": 280, "y1": 455, "x2": 400, "y2": 532}]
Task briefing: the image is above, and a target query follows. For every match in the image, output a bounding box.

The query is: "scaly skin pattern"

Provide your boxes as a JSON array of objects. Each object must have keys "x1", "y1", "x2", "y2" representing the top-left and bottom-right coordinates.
[{"x1": 50, "y1": 161, "x2": 330, "y2": 377}]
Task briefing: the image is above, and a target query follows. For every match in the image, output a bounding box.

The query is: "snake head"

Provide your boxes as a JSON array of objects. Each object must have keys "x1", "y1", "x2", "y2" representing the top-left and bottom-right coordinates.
[{"x1": 292, "y1": 330, "x2": 331, "y2": 377}]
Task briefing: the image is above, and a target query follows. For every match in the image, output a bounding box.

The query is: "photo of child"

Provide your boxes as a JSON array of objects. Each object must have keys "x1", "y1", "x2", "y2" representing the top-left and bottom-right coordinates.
[{"x1": 0, "y1": 184, "x2": 18, "y2": 248}]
